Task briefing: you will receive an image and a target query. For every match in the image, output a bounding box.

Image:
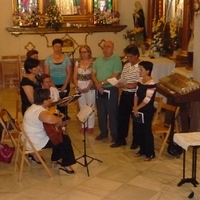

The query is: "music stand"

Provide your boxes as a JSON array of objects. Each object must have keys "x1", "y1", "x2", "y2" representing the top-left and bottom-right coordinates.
[{"x1": 76, "y1": 105, "x2": 103, "y2": 177}]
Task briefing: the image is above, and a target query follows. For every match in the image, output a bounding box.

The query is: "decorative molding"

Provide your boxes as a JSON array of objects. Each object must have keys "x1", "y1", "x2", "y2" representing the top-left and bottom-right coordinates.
[
  {"x1": 24, "y1": 42, "x2": 36, "y2": 51},
  {"x1": 98, "y1": 40, "x2": 106, "y2": 49},
  {"x1": 6, "y1": 25, "x2": 127, "y2": 37}
]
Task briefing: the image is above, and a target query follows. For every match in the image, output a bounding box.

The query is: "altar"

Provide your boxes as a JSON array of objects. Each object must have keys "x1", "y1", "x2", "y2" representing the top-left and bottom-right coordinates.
[{"x1": 141, "y1": 56, "x2": 176, "y2": 83}]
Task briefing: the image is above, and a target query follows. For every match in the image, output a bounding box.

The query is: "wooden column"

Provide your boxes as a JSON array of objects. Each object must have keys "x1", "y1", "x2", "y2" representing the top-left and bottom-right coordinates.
[
  {"x1": 146, "y1": 0, "x2": 155, "y2": 43},
  {"x1": 180, "y1": 0, "x2": 192, "y2": 56},
  {"x1": 157, "y1": 0, "x2": 163, "y2": 18}
]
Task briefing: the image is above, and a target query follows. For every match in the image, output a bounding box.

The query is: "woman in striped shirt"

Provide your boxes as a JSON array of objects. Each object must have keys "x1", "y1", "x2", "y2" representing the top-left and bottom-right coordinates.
[{"x1": 110, "y1": 44, "x2": 140, "y2": 148}]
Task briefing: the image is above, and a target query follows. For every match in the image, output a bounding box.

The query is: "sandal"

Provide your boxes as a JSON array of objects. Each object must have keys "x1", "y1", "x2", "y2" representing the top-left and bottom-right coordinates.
[
  {"x1": 51, "y1": 160, "x2": 62, "y2": 165},
  {"x1": 134, "y1": 153, "x2": 142, "y2": 157},
  {"x1": 59, "y1": 166, "x2": 75, "y2": 174},
  {"x1": 28, "y1": 154, "x2": 45, "y2": 164},
  {"x1": 144, "y1": 155, "x2": 155, "y2": 161}
]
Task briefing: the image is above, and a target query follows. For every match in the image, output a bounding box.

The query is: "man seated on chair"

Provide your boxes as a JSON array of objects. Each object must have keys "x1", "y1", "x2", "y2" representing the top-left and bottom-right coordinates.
[{"x1": 23, "y1": 88, "x2": 76, "y2": 174}]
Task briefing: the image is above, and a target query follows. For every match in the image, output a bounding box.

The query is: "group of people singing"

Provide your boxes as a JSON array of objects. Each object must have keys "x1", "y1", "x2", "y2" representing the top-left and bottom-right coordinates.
[
  {"x1": 20, "y1": 39, "x2": 157, "y2": 176},
  {"x1": 92, "y1": 41, "x2": 156, "y2": 161}
]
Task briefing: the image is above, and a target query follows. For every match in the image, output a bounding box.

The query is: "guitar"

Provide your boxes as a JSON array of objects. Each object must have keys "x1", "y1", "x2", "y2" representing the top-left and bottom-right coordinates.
[
  {"x1": 43, "y1": 94, "x2": 81, "y2": 145},
  {"x1": 43, "y1": 106, "x2": 63, "y2": 146},
  {"x1": 43, "y1": 122, "x2": 63, "y2": 145}
]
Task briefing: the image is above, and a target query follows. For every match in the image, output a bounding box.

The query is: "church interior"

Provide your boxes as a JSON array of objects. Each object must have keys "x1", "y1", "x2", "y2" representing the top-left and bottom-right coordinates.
[{"x1": 1, "y1": 0, "x2": 200, "y2": 199}]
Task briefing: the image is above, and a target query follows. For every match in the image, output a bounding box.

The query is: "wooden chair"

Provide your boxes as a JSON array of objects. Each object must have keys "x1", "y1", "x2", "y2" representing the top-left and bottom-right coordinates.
[
  {"x1": 1, "y1": 55, "x2": 20, "y2": 87},
  {"x1": 14, "y1": 124, "x2": 53, "y2": 181},
  {"x1": 152, "y1": 102, "x2": 180, "y2": 159},
  {"x1": 152, "y1": 96, "x2": 163, "y2": 125},
  {"x1": 0, "y1": 108, "x2": 19, "y2": 147},
  {"x1": 128, "y1": 96, "x2": 163, "y2": 135},
  {"x1": 15, "y1": 89, "x2": 22, "y2": 122}
]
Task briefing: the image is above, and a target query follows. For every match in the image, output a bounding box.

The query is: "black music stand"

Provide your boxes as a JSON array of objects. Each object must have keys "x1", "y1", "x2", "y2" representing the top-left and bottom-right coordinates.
[
  {"x1": 76, "y1": 107, "x2": 103, "y2": 177},
  {"x1": 56, "y1": 93, "x2": 82, "y2": 152}
]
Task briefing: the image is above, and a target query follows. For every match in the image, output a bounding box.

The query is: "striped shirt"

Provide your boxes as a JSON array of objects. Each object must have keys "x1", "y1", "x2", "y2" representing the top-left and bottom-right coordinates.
[{"x1": 121, "y1": 62, "x2": 140, "y2": 92}]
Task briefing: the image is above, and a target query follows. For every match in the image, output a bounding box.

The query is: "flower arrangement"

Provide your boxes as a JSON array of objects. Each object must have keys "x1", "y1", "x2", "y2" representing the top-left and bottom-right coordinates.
[
  {"x1": 94, "y1": 9, "x2": 120, "y2": 25},
  {"x1": 169, "y1": 18, "x2": 179, "y2": 39},
  {"x1": 124, "y1": 27, "x2": 144, "y2": 47},
  {"x1": 45, "y1": 3, "x2": 63, "y2": 30},
  {"x1": 12, "y1": 9, "x2": 40, "y2": 27},
  {"x1": 149, "y1": 17, "x2": 165, "y2": 54}
]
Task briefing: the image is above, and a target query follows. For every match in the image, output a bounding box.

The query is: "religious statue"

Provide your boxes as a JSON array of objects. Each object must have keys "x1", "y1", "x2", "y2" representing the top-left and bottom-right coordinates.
[
  {"x1": 19, "y1": 0, "x2": 37, "y2": 11},
  {"x1": 194, "y1": 0, "x2": 200, "y2": 16},
  {"x1": 133, "y1": 1, "x2": 146, "y2": 39},
  {"x1": 55, "y1": 0, "x2": 80, "y2": 15}
]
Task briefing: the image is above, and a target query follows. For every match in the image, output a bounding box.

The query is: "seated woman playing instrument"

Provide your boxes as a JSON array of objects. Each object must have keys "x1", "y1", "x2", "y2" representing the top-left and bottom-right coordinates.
[{"x1": 23, "y1": 88, "x2": 76, "y2": 174}]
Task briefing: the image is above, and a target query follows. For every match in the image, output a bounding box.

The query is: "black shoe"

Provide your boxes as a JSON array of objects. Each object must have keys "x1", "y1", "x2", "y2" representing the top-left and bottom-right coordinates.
[
  {"x1": 167, "y1": 149, "x2": 181, "y2": 158},
  {"x1": 28, "y1": 154, "x2": 44, "y2": 164},
  {"x1": 110, "y1": 141, "x2": 127, "y2": 148},
  {"x1": 130, "y1": 143, "x2": 139, "y2": 150},
  {"x1": 59, "y1": 167, "x2": 75, "y2": 174},
  {"x1": 95, "y1": 134, "x2": 108, "y2": 140}
]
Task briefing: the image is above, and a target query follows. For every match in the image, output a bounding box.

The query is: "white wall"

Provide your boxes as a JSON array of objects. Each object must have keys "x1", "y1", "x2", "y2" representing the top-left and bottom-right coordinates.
[{"x1": 0, "y1": 0, "x2": 146, "y2": 59}]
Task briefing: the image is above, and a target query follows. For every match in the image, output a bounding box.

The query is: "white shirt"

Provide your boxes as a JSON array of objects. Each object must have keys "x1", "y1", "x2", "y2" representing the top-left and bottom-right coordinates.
[
  {"x1": 23, "y1": 104, "x2": 49, "y2": 151},
  {"x1": 50, "y1": 86, "x2": 60, "y2": 102}
]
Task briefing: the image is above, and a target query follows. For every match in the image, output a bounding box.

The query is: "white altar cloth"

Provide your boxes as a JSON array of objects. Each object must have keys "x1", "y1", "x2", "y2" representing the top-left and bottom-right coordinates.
[
  {"x1": 174, "y1": 132, "x2": 200, "y2": 151},
  {"x1": 141, "y1": 57, "x2": 176, "y2": 83}
]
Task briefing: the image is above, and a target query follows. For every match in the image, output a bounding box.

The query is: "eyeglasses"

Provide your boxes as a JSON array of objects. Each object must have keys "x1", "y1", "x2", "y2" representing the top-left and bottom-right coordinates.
[
  {"x1": 80, "y1": 51, "x2": 89, "y2": 53},
  {"x1": 126, "y1": 56, "x2": 133, "y2": 59}
]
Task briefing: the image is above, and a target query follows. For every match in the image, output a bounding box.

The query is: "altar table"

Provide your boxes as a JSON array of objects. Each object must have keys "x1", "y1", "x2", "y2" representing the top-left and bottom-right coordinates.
[
  {"x1": 174, "y1": 132, "x2": 200, "y2": 198},
  {"x1": 141, "y1": 57, "x2": 176, "y2": 83}
]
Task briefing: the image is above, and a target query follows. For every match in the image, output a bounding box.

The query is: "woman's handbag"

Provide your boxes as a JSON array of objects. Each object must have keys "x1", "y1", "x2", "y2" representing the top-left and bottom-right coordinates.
[{"x1": 0, "y1": 143, "x2": 15, "y2": 164}]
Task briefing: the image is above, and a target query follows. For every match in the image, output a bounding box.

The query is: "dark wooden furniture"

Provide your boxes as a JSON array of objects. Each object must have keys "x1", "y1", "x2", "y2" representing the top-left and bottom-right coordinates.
[{"x1": 157, "y1": 83, "x2": 200, "y2": 132}]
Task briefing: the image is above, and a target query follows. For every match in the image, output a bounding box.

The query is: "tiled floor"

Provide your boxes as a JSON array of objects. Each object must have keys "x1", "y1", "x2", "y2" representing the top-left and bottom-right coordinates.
[{"x1": 0, "y1": 87, "x2": 199, "y2": 200}]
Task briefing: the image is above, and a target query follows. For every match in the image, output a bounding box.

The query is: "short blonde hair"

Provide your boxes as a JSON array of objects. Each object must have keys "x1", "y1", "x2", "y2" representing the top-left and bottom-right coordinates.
[{"x1": 79, "y1": 44, "x2": 92, "y2": 58}]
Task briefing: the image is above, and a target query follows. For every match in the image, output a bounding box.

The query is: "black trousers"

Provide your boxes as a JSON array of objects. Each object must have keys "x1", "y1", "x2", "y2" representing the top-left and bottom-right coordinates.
[
  {"x1": 134, "y1": 113, "x2": 155, "y2": 157},
  {"x1": 117, "y1": 91, "x2": 136, "y2": 142},
  {"x1": 43, "y1": 134, "x2": 76, "y2": 167}
]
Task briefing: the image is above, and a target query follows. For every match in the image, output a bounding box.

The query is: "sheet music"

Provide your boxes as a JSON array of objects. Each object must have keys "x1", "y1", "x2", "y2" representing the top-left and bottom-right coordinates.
[
  {"x1": 76, "y1": 104, "x2": 93, "y2": 123},
  {"x1": 97, "y1": 90, "x2": 110, "y2": 100},
  {"x1": 132, "y1": 112, "x2": 144, "y2": 123},
  {"x1": 49, "y1": 94, "x2": 81, "y2": 107},
  {"x1": 107, "y1": 77, "x2": 126, "y2": 86}
]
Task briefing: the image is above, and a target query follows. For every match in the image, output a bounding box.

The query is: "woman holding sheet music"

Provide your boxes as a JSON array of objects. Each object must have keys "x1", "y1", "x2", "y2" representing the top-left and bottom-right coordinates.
[
  {"x1": 110, "y1": 44, "x2": 140, "y2": 148},
  {"x1": 133, "y1": 61, "x2": 156, "y2": 161},
  {"x1": 73, "y1": 45, "x2": 95, "y2": 134}
]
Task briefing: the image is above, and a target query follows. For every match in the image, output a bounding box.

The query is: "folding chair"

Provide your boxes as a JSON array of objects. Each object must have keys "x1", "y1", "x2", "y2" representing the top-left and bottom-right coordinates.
[
  {"x1": 15, "y1": 89, "x2": 22, "y2": 122},
  {"x1": 152, "y1": 96, "x2": 163, "y2": 125},
  {"x1": 152, "y1": 102, "x2": 180, "y2": 159},
  {"x1": 14, "y1": 124, "x2": 53, "y2": 181},
  {"x1": 0, "y1": 108, "x2": 19, "y2": 147}
]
